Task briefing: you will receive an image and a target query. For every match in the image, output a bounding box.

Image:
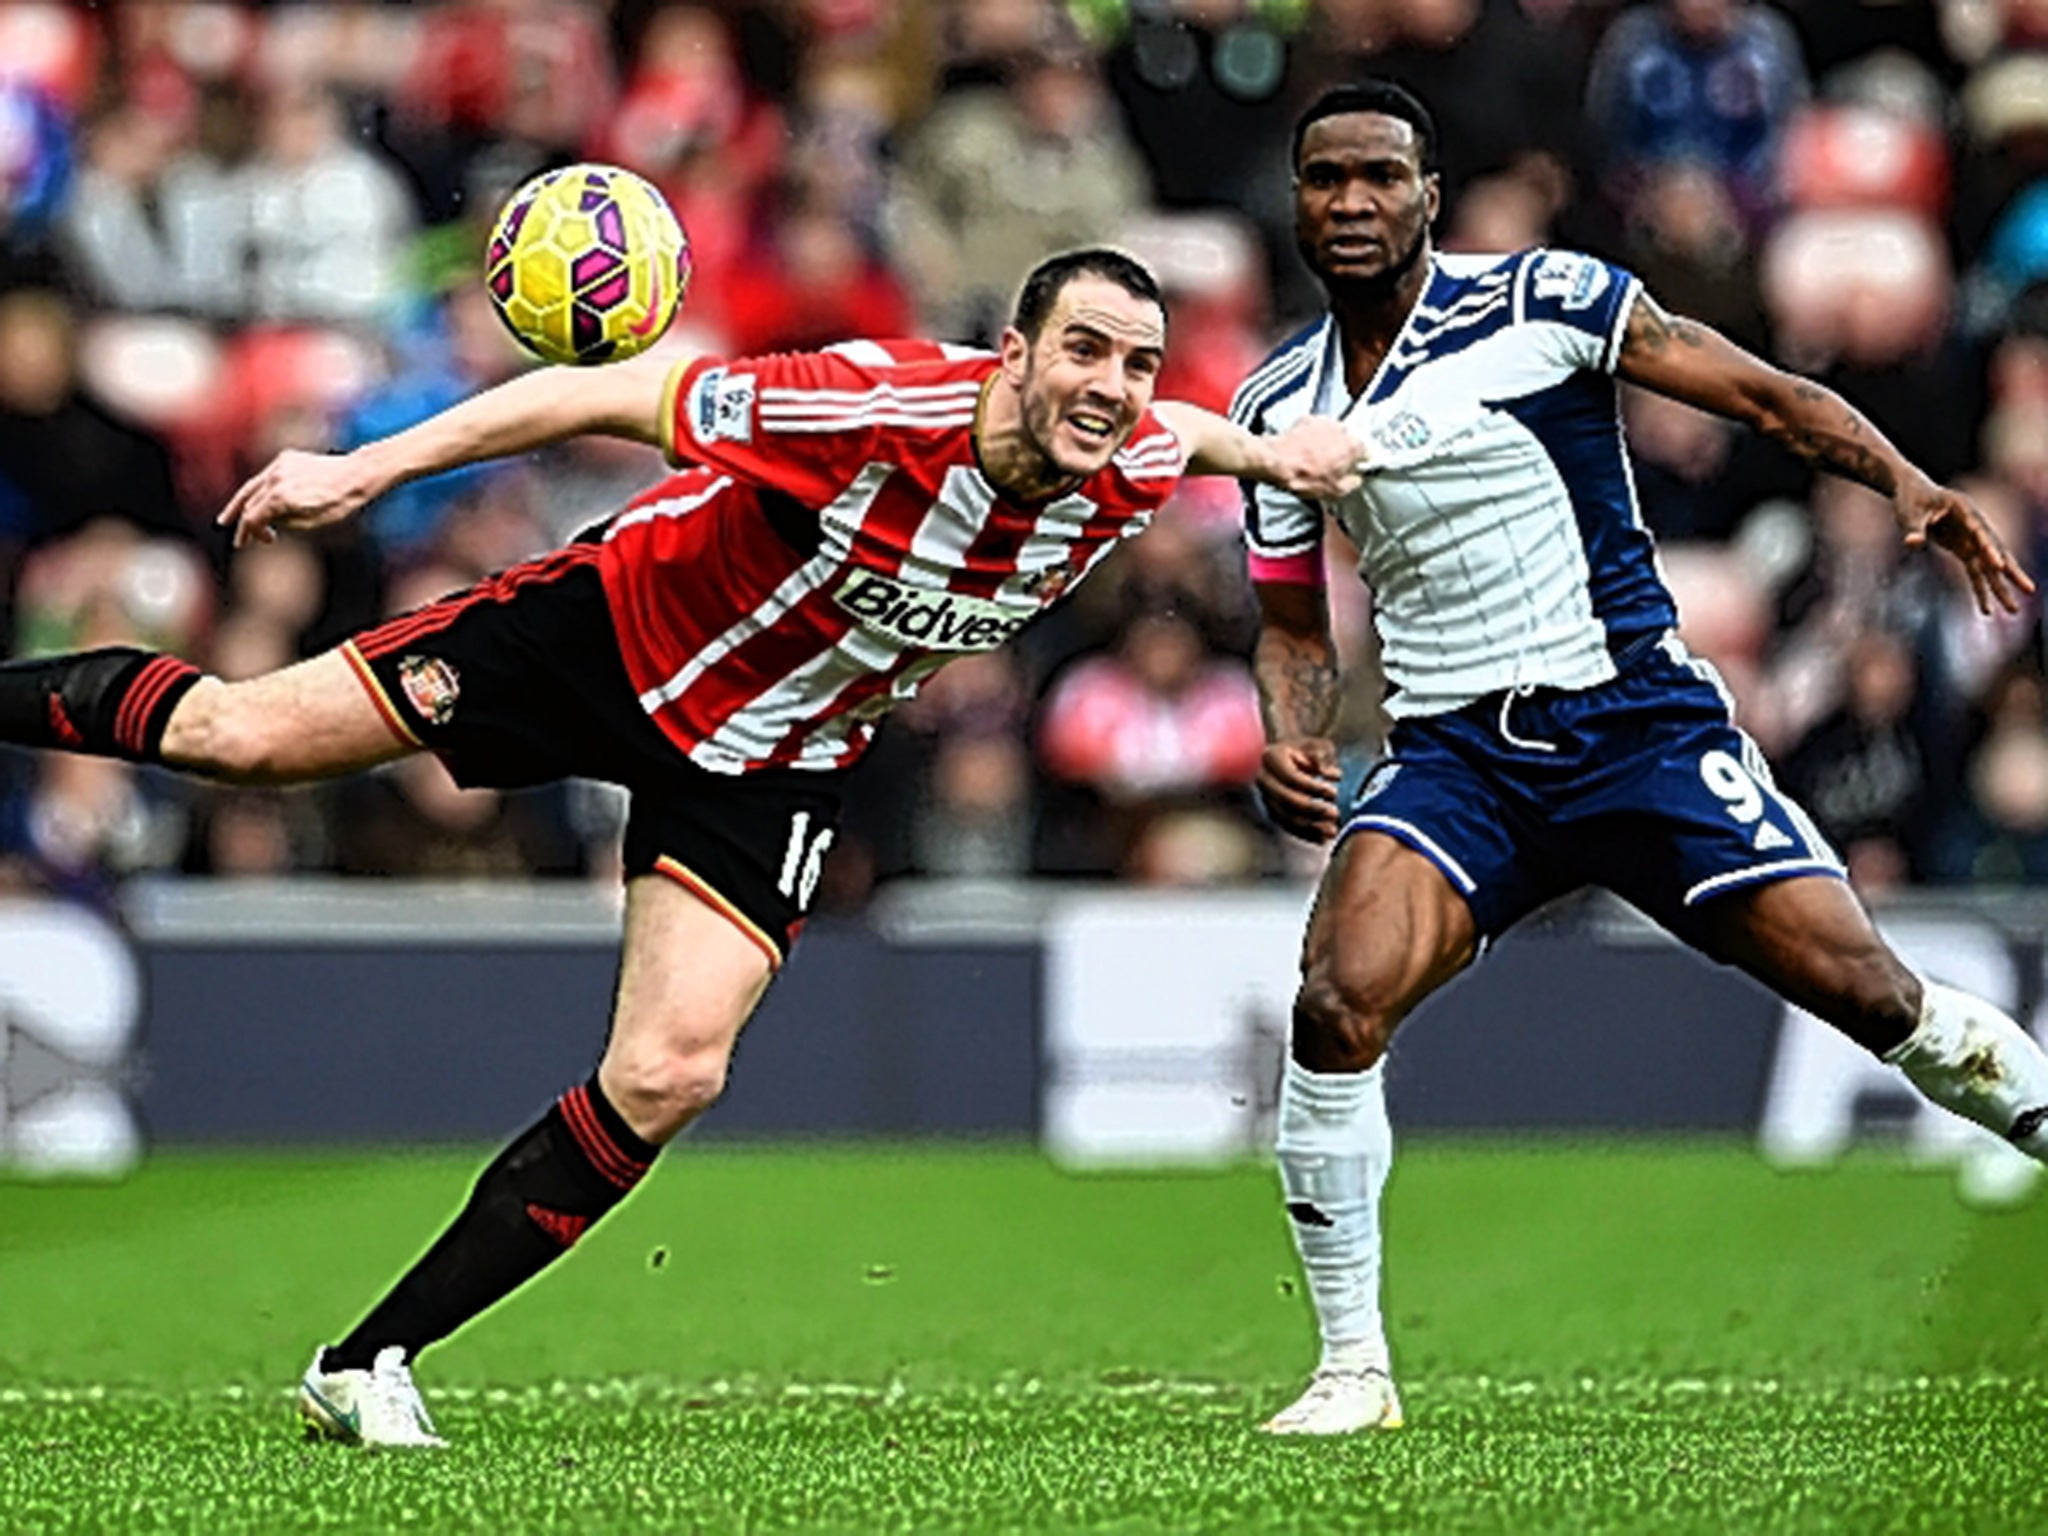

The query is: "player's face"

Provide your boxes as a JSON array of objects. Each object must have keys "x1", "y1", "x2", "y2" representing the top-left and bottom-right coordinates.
[
  {"x1": 1005, "y1": 277, "x2": 1166, "y2": 481},
  {"x1": 1294, "y1": 113, "x2": 1439, "y2": 290}
]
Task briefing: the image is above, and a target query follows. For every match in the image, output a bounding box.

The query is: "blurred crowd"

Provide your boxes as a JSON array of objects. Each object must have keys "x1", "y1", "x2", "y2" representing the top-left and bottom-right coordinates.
[{"x1": 0, "y1": 0, "x2": 2044, "y2": 907}]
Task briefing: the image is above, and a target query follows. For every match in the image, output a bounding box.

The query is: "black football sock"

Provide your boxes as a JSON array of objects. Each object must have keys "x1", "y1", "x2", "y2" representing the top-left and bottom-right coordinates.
[
  {"x1": 0, "y1": 647, "x2": 201, "y2": 762},
  {"x1": 325, "y1": 1077, "x2": 658, "y2": 1370}
]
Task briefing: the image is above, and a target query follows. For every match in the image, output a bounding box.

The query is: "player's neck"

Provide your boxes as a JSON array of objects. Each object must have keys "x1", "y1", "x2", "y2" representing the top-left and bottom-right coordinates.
[
  {"x1": 1327, "y1": 248, "x2": 1433, "y2": 395},
  {"x1": 976, "y1": 374, "x2": 1080, "y2": 503}
]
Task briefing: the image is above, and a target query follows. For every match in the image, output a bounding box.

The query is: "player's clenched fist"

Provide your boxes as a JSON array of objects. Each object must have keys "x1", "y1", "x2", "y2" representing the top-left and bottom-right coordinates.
[
  {"x1": 1267, "y1": 417, "x2": 1366, "y2": 501},
  {"x1": 1259, "y1": 736, "x2": 1342, "y2": 843}
]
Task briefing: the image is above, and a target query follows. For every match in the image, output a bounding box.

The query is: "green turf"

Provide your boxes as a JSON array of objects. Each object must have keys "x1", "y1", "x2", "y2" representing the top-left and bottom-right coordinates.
[{"x1": 3, "y1": 1142, "x2": 2046, "y2": 1532}]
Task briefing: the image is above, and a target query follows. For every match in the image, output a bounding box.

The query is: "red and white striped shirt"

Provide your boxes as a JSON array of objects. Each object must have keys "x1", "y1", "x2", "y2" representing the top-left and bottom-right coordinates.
[{"x1": 597, "y1": 338, "x2": 1189, "y2": 774}]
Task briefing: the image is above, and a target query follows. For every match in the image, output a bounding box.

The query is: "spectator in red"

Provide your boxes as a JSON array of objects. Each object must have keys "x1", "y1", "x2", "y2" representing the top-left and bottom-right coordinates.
[
  {"x1": 398, "y1": 0, "x2": 616, "y2": 158},
  {"x1": 0, "y1": 3, "x2": 100, "y2": 115},
  {"x1": 721, "y1": 191, "x2": 913, "y2": 356},
  {"x1": 595, "y1": 5, "x2": 783, "y2": 345},
  {"x1": 1039, "y1": 609, "x2": 1264, "y2": 800}
]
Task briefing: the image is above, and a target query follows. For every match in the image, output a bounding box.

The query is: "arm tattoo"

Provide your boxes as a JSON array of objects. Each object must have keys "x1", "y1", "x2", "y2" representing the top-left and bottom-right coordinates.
[
  {"x1": 1256, "y1": 634, "x2": 1339, "y2": 739},
  {"x1": 1776, "y1": 391, "x2": 1898, "y2": 494},
  {"x1": 1625, "y1": 292, "x2": 1909, "y2": 496},
  {"x1": 1786, "y1": 434, "x2": 1895, "y2": 491},
  {"x1": 1626, "y1": 299, "x2": 1707, "y2": 357}
]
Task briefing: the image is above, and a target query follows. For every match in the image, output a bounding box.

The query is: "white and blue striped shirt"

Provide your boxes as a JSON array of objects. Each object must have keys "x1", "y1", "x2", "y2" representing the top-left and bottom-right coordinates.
[{"x1": 1232, "y1": 249, "x2": 1676, "y2": 718}]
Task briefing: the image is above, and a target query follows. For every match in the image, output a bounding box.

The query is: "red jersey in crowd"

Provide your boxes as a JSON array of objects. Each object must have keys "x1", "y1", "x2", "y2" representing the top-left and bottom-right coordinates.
[{"x1": 596, "y1": 339, "x2": 1189, "y2": 774}]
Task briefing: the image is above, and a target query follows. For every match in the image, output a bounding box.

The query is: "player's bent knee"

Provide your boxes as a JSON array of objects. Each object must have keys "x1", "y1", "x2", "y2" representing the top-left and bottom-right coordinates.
[
  {"x1": 1293, "y1": 966, "x2": 1398, "y2": 1072},
  {"x1": 166, "y1": 683, "x2": 292, "y2": 784},
  {"x1": 601, "y1": 1044, "x2": 733, "y2": 1143}
]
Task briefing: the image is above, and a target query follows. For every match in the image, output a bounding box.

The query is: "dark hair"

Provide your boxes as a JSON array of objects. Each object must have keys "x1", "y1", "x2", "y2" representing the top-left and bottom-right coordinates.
[
  {"x1": 1291, "y1": 80, "x2": 1439, "y2": 175},
  {"x1": 1012, "y1": 248, "x2": 1165, "y2": 340}
]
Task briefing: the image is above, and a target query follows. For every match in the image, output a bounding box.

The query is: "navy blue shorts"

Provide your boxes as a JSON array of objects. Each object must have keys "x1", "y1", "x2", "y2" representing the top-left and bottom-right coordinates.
[{"x1": 1343, "y1": 634, "x2": 1843, "y2": 944}]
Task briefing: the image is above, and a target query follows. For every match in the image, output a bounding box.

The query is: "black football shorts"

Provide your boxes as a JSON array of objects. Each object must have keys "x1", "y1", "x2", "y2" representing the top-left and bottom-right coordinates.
[{"x1": 339, "y1": 541, "x2": 846, "y2": 966}]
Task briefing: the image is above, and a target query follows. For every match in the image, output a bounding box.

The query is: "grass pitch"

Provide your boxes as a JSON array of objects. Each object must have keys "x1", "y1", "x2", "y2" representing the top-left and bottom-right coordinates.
[{"x1": 2, "y1": 1142, "x2": 2046, "y2": 1532}]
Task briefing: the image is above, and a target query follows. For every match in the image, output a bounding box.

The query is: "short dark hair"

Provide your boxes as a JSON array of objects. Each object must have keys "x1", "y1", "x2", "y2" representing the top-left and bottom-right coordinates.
[
  {"x1": 1291, "y1": 79, "x2": 1439, "y2": 175},
  {"x1": 1012, "y1": 248, "x2": 1164, "y2": 340}
]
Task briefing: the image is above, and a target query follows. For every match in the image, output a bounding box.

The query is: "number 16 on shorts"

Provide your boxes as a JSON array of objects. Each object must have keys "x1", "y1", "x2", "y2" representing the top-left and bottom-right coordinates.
[{"x1": 778, "y1": 812, "x2": 835, "y2": 912}]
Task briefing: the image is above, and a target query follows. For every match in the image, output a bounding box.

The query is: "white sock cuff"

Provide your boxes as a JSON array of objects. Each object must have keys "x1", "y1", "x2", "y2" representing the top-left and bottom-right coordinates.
[
  {"x1": 1283, "y1": 1056, "x2": 1384, "y2": 1119},
  {"x1": 1887, "y1": 980, "x2": 1976, "y2": 1067},
  {"x1": 1320, "y1": 1336, "x2": 1392, "y2": 1375}
]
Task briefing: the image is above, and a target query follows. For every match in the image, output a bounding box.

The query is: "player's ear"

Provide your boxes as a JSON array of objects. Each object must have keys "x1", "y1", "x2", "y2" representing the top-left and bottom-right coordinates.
[
  {"x1": 998, "y1": 325, "x2": 1030, "y2": 382},
  {"x1": 1424, "y1": 172, "x2": 1441, "y2": 227}
]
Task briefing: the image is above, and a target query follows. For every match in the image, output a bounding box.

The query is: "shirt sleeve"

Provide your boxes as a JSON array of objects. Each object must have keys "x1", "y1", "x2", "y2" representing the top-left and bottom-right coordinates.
[
  {"x1": 1515, "y1": 250, "x2": 1642, "y2": 375},
  {"x1": 661, "y1": 348, "x2": 888, "y2": 507},
  {"x1": 1243, "y1": 488, "x2": 1325, "y2": 585},
  {"x1": 1105, "y1": 409, "x2": 1191, "y2": 506},
  {"x1": 1228, "y1": 374, "x2": 1324, "y2": 586}
]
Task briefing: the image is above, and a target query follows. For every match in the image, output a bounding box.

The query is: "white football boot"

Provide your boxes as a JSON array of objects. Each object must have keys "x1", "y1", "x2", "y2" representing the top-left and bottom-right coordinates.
[
  {"x1": 1260, "y1": 1366, "x2": 1405, "y2": 1435},
  {"x1": 297, "y1": 1345, "x2": 447, "y2": 1448}
]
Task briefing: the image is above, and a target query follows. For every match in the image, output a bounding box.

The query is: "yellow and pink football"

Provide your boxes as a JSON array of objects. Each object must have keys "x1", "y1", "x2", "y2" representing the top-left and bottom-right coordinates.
[{"x1": 485, "y1": 163, "x2": 691, "y2": 366}]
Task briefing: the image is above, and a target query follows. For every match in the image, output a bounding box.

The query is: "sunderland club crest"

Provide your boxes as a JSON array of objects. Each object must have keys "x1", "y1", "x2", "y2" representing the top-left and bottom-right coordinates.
[
  {"x1": 1022, "y1": 563, "x2": 1074, "y2": 604},
  {"x1": 398, "y1": 655, "x2": 461, "y2": 726}
]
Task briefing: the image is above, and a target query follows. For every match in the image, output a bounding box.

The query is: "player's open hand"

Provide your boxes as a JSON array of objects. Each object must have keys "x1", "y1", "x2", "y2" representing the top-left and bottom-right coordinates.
[
  {"x1": 1259, "y1": 736, "x2": 1341, "y2": 843},
  {"x1": 1895, "y1": 479, "x2": 2036, "y2": 617},
  {"x1": 1270, "y1": 418, "x2": 1366, "y2": 501},
  {"x1": 217, "y1": 449, "x2": 380, "y2": 550}
]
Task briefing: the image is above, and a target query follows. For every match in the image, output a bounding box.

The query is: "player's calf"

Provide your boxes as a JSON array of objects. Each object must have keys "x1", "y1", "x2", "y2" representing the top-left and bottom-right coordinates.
[
  {"x1": 318, "y1": 1075, "x2": 659, "y2": 1380},
  {"x1": 1777, "y1": 937, "x2": 1923, "y2": 1057},
  {"x1": 0, "y1": 646, "x2": 200, "y2": 764},
  {"x1": 1291, "y1": 833, "x2": 1480, "y2": 1073}
]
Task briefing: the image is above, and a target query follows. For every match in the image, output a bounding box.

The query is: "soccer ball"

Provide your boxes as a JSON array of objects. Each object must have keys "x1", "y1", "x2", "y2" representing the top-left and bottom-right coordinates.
[{"x1": 485, "y1": 164, "x2": 691, "y2": 366}]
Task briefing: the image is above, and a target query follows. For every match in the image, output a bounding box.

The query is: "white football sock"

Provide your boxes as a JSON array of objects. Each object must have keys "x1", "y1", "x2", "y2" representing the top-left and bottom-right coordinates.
[
  {"x1": 1276, "y1": 1056, "x2": 1392, "y2": 1375},
  {"x1": 1887, "y1": 982, "x2": 2048, "y2": 1159}
]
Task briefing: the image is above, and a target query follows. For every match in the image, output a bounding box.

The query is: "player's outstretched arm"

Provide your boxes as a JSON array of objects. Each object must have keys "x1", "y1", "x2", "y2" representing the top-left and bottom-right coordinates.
[
  {"x1": 1154, "y1": 401, "x2": 1365, "y2": 501},
  {"x1": 218, "y1": 350, "x2": 690, "y2": 549},
  {"x1": 1615, "y1": 293, "x2": 2033, "y2": 615},
  {"x1": 1252, "y1": 579, "x2": 1342, "y2": 843}
]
